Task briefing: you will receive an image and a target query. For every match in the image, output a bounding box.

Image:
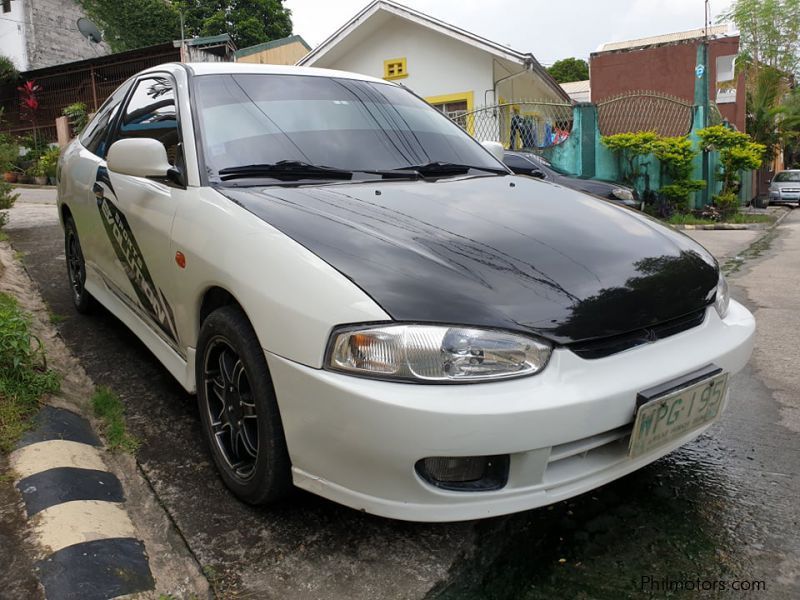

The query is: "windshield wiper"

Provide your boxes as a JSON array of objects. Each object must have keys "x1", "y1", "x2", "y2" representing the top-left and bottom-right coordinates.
[
  {"x1": 217, "y1": 160, "x2": 354, "y2": 182},
  {"x1": 388, "y1": 161, "x2": 509, "y2": 178}
]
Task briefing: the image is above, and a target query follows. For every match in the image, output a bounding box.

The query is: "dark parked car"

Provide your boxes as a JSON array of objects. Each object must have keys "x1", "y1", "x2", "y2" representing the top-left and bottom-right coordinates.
[{"x1": 504, "y1": 151, "x2": 640, "y2": 208}]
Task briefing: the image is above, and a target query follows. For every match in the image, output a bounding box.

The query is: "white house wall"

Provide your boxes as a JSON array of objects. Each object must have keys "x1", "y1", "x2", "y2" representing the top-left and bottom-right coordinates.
[
  {"x1": 493, "y1": 57, "x2": 562, "y2": 102},
  {"x1": 316, "y1": 17, "x2": 495, "y2": 109},
  {"x1": 1, "y1": 0, "x2": 28, "y2": 70}
]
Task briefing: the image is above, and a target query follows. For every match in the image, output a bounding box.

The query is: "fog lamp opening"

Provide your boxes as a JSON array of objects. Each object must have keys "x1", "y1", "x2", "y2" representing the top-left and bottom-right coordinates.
[{"x1": 415, "y1": 455, "x2": 509, "y2": 492}]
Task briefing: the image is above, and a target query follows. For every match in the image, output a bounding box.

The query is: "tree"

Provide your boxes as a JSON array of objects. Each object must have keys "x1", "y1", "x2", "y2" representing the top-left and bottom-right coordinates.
[
  {"x1": 698, "y1": 125, "x2": 765, "y2": 215},
  {"x1": 720, "y1": 1, "x2": 800, "y2": 173},
  {"x1": 720, "y1": 0, "x2": 800, "y2": 77},
  {"x1": 600, "y1": 131, "x2": 659, "y2": 186},
  {"x1": 79, "y1": 0, "x2": 181, "y2": 53},
  {"x1": 650, "y1": 136, "x2": 706, "y2": 212},
  {"x1": 78, "y1": 1, "x2": 293, "y2": 53},
  {"x1": 176, "y1": 0, "x2": 292, "y2": 49},
  {"x1": 546, "y1": 58, "x2": 589, "y2": 84}
]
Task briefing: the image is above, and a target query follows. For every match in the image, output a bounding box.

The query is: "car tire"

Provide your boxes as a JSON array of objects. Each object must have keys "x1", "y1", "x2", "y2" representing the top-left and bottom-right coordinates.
[
  {"x1": 64, "y1": 215, "x2": 95, "y2": 314},
  {"x1": 196, "y1": 305, "x2": 292, "y2": 504}
]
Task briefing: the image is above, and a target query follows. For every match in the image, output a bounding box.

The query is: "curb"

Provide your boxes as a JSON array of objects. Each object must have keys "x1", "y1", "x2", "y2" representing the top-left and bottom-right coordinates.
[{"x1": 9, "y1": 406, "x2": 155, "y2": 600}]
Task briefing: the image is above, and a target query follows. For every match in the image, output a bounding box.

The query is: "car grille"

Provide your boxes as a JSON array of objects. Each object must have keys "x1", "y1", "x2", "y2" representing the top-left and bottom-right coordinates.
[{"x1": 568, "y1": 308, "x2": 707, "y2": 359}]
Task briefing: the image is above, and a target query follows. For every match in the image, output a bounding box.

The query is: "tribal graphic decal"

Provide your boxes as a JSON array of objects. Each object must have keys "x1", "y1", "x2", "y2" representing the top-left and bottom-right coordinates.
[{"x1": 94, "y1": 166, "x2": 179, "y2": 344}]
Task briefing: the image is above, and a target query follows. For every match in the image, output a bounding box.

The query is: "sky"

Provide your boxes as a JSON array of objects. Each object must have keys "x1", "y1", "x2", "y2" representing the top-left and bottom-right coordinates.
[{"x1": 284, "y1": 0, "x2": 734, "y2": 66}]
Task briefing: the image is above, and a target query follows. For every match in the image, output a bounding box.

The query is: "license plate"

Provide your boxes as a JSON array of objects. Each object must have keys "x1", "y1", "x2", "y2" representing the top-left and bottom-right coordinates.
[{"x1": 628, "y1": 372, "x2": 728, "y2": 458}]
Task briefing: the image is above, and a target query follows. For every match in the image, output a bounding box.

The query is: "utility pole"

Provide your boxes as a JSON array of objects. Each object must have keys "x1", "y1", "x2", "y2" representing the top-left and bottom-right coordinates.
[{"x1": 180, "y1": 10, "x2": 186, "y2": 62}]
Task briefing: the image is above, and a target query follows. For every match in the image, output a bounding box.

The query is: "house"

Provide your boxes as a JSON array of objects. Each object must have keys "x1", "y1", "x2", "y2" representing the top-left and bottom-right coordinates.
[
  {"x1": 236, "y1": 34, "x2": 311, "y2": 65},
  {"x1": 1, "y1": 35, "x2": 233, "y2": 143},
  {"x1": 177, "y1": 33, "x2": 237, "y2": 63},
  {"x1": 297, "y1": 0, "x2": 568, "y2": 134},
  {"x1": 590, "y1": 25, "x2": 745, "y2": 131},
  {"x1": 560, "y1": 80, "x2": 590, "y2": 103},
  {"x1": 0, "y1": 0, "x2": 110, "y2": 70}
]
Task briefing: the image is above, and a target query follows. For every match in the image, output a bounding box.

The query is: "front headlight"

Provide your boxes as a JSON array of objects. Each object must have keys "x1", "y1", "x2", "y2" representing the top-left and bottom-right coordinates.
[
  {"x1": 327, "y1": 324, "x2": 552, "y2": 382},
  {"x1": 714, "y1": 273, "x2": 730, "y2": 319},
  {"x1": 611, "y1": 187, "x2": 634, "y2": 201}
]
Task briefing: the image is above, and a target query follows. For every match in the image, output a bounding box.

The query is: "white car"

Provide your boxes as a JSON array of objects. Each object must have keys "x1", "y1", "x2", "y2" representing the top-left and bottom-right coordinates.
[{"x1": 57, "y1": 63, "x2": 755, "y2": 522}]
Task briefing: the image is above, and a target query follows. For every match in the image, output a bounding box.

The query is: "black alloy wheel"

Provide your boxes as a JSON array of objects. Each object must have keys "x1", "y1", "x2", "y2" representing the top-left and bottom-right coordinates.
[
  {"x1": 196, "y1": 305, "x2": 291, "y2": 504},
  {"x1": 203, "y1": 336, "x2": 260, "y2": 480},
  {"x1": 64, "y1": 215, "x2": 94, "y2": 313}
]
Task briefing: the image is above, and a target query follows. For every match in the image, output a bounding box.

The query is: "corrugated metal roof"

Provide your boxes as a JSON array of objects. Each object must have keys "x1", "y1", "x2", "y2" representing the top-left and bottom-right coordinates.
[
  {"x1": 560, "y1": 80, "x2": 590, "y2": 93},
  {"x1": 597, "y1": 25, "x2": 732, "y2": 52},
  {"x1": 235, "y1": 35, "x2": 312, "y2": 59}
]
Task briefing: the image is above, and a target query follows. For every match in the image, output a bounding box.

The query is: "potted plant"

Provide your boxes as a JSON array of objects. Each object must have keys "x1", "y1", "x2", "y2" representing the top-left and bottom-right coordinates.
[
  {"x1": 32, "y1": 160, "x2": 48, "y2": 186},
  {"x1": 39, "y1": 146, "x2": 60, "y2": 185}
]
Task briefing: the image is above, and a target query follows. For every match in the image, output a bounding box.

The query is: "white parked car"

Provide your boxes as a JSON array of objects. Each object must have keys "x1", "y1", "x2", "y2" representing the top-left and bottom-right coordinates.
[
  {"x1": 57, "y1": 63, "x2": 755, "y2": 522},
  {"x1": 768, "y1": 169, "x2": 800, "y2": 205}
]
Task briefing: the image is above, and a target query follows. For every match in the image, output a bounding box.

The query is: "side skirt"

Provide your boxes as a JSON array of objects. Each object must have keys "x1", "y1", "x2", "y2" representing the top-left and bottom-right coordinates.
[{"x1": 84, "y1": 274, "x2": 196, "y2": 393}]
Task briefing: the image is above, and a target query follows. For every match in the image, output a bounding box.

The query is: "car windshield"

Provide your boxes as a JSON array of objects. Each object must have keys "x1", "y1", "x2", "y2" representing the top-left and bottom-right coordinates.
[
  {"x1": 774, "y1": 171, "x2": 800, "y2": 182},
  {"x1": 193, "y1": 73, "x2": 502, "y2": 182}
]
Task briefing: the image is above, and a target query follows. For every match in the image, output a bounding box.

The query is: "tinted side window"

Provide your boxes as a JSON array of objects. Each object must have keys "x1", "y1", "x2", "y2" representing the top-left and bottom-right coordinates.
[
  {"x1": 80, "y1": 80, "x2": 132, "y2": 158},
  {"x1": 114, "y1": 76, "x2": 179, "y2": 165}
]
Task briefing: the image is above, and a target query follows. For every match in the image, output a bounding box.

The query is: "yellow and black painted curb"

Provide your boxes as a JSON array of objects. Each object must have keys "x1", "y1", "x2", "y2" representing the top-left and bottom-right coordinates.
[{"x1": 10, "y1": 405, "x2": 155, "y2": 600}]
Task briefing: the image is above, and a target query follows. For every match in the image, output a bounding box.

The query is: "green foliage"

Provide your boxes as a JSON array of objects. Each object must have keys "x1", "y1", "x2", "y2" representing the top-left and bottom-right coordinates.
[
  {"x1": 176, "y1": 0, "x2": 293, "y2": 49},
  {"x1": 0, "y1": 135, "x2": 18, "y2": 226},
  {"x1": 38, "y1": 146, "x2": 60, "y2": 179},
  {"x1": 720, "y1": 0, "x2": 800, "y2": 77},
  {"x1": 78, "y1": 0, "x2": 181, "y2": 53},
  {"x1": 713, "y1": 192, "x2": 741, "y2": 218},
  {"x1": 63, "y1": 102, "x2": 89, "y2": 136},
  {"x1": 0, "y1": 180, "x2": 17, "y2": 230},
  {"x1": 92, "y1": 386, "x2": 139, "y2": 453},
  {"x1": 0, "y1": 293, "x2": 60, "y2": 453},
  {"x1": 601, "y1": 131, "x2": 658, "y2": 186},
  {"x1": 546, "y1": 58, "x2": 589, "y2": 83},
  {"x1": 698, "y1": 125, "x2": 765, "y2": 206},
  {"x1": 650, "y1": 136, "x2": 706, "y2": 210},
  {"x1": 19, "y1": 133, "x2": 48, "y2": 165},
  {"x1": 0, "y1": 55, "x2": 18, "y2": 84},
  {"x1": 745, "y1": 66, "x2": 786, "y2": 161},
  {"x1": 0, "y1": 133, "x2": 18, "y2": 173},
  {"x1": 79, "y1": 0, "x2": 293, "y2": 53}
]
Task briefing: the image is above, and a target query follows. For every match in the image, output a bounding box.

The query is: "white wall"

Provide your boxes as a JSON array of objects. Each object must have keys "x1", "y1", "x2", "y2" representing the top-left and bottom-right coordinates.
[
  {"x1": 315, "y1": 17, "x2": 496, "y2": 106},
  {"x1": 1, "y1": 0, "x2": 29, "y2": 70}
]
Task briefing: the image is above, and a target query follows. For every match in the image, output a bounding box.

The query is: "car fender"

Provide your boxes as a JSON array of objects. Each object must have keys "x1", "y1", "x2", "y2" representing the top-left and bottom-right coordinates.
[{"x1": 169, "y1": 186, "x2": 390, "y2": 368}]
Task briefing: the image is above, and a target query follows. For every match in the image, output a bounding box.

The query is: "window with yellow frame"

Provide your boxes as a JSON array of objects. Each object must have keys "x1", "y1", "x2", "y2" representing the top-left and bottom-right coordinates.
[{"x1": 383, "y1": 58, "x2": 408, "y2": 80}]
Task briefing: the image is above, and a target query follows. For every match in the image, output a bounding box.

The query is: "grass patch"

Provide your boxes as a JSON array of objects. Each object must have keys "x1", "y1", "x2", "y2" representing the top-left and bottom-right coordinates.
[
  {"x1": 48, "y1": 311, "x2": 67, "y2": 325},
  {"x1": 0, "y1": 293, "x2": 60, "y2": 453},
  {"x1": 666, "y1": 212, "x2": 776, "y2": 226},
  {"x1": 91, "y1": 386, "x2": 139, "y2": 453}
]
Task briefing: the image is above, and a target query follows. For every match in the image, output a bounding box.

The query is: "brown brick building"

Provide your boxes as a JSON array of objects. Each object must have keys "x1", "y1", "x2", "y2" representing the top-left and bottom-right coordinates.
[{"x1": 590, "y1": 26, "x2": 746, "y2": 132}]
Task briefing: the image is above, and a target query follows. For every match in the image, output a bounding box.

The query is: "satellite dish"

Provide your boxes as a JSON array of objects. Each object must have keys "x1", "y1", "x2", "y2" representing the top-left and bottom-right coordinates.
[{"x1": 77, "y1": 18, "x2": 103, "y2": 44}]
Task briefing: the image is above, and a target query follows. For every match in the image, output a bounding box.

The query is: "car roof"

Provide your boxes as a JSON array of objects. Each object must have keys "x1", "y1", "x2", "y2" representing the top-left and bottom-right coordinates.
[{"x1": 147, "y1": 62, "x2": 394, "y2": 86}]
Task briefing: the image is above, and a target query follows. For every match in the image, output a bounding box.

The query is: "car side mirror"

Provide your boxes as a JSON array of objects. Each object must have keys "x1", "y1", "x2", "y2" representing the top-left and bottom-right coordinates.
[
  {"x1": 480, "y1": 140, "x2": 505, "y2": 163},
  {"x1": 531, "y1": 169, "x2": 546, "y2": 179},
  {"x1": 107, "y1": 138, "x2": 172, "y2": 179}
]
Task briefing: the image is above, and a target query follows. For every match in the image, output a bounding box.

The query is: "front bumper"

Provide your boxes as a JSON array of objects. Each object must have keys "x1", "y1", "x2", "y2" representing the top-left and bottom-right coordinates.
[
  {"x1": 266, "y1": 300, "x2": 755, "y2": 522},
  {"x1": 770, "y1": 191, "x2": 800, "y2": 202}
]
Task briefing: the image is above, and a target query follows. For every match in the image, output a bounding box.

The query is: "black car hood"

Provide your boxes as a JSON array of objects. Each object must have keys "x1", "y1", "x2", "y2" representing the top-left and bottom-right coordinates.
[{"x1": 220, "y1": 176, "x2": 717, "y2": 345}]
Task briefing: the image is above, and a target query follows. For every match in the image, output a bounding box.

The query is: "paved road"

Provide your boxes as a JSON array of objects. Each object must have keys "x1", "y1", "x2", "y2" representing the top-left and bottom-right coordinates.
[{"x1": 3, "y1": 190, "x2": 799, "y2": 598}]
